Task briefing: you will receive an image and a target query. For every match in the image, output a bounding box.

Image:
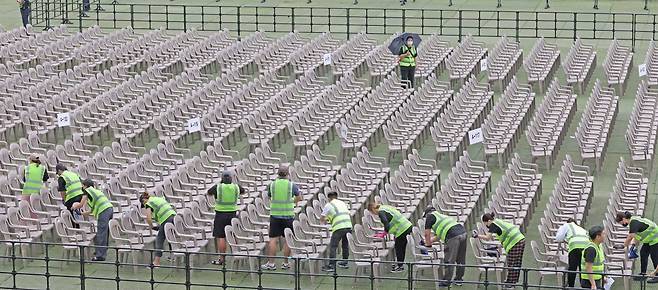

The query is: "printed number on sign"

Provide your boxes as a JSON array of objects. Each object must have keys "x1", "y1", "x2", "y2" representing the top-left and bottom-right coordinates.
[
  {"x1": 468, "y1": 128, "x2": 483, "y2": 145},
  {"x1": 187, "y1": 118, "x2": 201, "y2": 133},
  {"x1": 57, "y1": 112, "x2": 71, "y2": 127}
]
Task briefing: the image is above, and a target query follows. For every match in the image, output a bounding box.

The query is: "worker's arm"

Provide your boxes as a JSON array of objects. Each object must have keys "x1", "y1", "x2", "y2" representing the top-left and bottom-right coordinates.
[
  {"x1": 424, "y1": 229, "x2": 434, "y2": 246},
  {"x1": 585, "y1": 262, "x2": 596, "y2": 289},
  {"x1": 206, "y1": 185, "x2": 217, "y2": 196},
  {"x1": 72, "y1": 195, "x2": 88, "y2": 210},
  {"x1": 555, "y1": 224, "x2": 568, "y2": 243},
  {"x1": 58, "y1": 177, "x2": 66, "y2": 200},
  {"x1": 145, "y1": 208, "x2": 154, "y2": 228},
  {"x1": 624, "y1": 233, "x2": 636, "y2": 248},
  {"x1": 476, "y1": 233, "x2": 494, "y2": 240},
  {"x1": 320, "y1": 204, "x2": 330, "y2": 224}
]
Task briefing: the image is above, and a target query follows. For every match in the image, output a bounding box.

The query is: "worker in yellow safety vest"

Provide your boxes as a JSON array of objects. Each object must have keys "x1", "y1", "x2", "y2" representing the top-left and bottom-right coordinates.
[
  {"x1": 140, "y1": 192, "x2": 176, "y2": 267},
  {"x1": 367, "y1": 202, "x2": 412, "y2": 273},
  {"x1": 72, "y1": 179, "x2": 113, "y2": 261},
  {"x1": 320, "y1": 192, "x2": 353, "y2": 272},
  {"x1": 580, "y1": 225, "x2": 606, "y2": 289},
  {"x1": 616, "y1": 211, "x2": 658, "y2": 283},
  {"x1": 474, "y1": 213, "x2": 526, "y2": 289},
  {"x1": 555, "y1": 218, "x2": 590, "y2": 287}
]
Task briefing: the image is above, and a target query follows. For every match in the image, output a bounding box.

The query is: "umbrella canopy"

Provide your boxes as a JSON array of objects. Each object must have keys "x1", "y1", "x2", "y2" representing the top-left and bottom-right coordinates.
[{"x1": 388, "y1": 32, "x2": 422, "y2": 54}]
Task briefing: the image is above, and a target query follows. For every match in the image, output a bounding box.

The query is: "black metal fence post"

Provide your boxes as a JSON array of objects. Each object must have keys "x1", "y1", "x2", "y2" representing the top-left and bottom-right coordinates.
[
  {"x1": 11, "y1": 242, "x2": 16, "y2": 289},
  {"x1": 78, "y1": 3, "x2": 82, "y2": 32},
  {"x1": 515, "y1": 11, "x2": 520, "y2": 41},
  {"x1": 573, "y1": 12, "x2": 577, "y2": 40},
  {"x1": 183, "y1": 6, "x2": 187, "y2": 31},
  {"x1": 632, "y1": 13, "x2": 636, "y2": 52},
  {"x1": 458, "y1": 10, "x2": 463, "y2": 42},
  {"x1": 184, "y1": 253, "x2": 191, "y2": 290},
  {"x1": 402, "y1": 9, "x2": 406, "y2": 33},
  {"x1": 79, "y1": 245, "x2": 86, "y2": 290},
  {"x1": 522, "y1": 268, "x2": 528, "y2": 290},
  {"x1": 407, "y1": 262, "x2": 413, "y2": 289},
  {"x1": 130, "y1": 4, "x2": 134, "y2": 29},
  {"x1": 291, "y1": 7, "x2": 295, "y2": 32},
  {"x1": 347, "y1": 8, "x2": 351, "y2": 39},
  {"x1": 45, "y1": 244, "x2": 51, "y2": 289},
  {"x1": 237, "y1": 7, "x2": 241, "y2": 37}
]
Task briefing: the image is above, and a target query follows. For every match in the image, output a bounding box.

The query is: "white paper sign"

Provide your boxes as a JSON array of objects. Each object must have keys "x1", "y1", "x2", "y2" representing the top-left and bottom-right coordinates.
[
  {"x1": 339, "y1": 123, "x2": 348, "y2": 139},
  {"x1": 323, "y1": 53, "x2": 332, "y2": 65},
  {"x1": 604, "y1": 277, "x2": 614, "y2": 290},
  {"x1": 57, "y1": 112, "x2": 71, "y2": 127},
  {"x1": 187, "y1": 117, "x2": 201, "y2": 133},
  {"x1": 639, "y1": 64, "x2": 647, "y2": 77},
  {"x1": 480, "y1": 58, "x2": 488, "y2": 71},
  {"x1": 468, "y1": 128, "x2": 483, "y2": 145}
]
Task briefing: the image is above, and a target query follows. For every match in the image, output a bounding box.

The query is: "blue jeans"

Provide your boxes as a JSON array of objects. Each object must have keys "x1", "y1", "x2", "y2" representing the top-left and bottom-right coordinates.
[{"x1": 94, "y1": 208, "x2": 113, "y2": 259}]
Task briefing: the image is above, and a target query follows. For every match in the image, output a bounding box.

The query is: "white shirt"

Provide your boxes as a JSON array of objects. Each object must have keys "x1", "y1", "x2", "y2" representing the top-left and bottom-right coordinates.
[
  {"x1": 321, "y1": 203, "x2": 331, "y2": 217},
  {"x1": 555, "y1": 223, "x2": 570, "y2": 242}
]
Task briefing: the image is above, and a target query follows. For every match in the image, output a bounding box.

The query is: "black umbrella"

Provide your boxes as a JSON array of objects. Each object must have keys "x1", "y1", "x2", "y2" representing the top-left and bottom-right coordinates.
[{"x1": 388, "y1": 33, "x2": 422, "y2": 54}]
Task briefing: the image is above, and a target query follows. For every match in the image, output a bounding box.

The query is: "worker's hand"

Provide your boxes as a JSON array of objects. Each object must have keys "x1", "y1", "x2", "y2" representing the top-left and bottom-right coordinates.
[
  {"x1": 472, "y1": 230, "x2": 479, "y2": 238},
  {"x1": 590, "y1": 285, "x2": 597, "y2": 289},
  {"x1": 81, "y1": 211, "x2": 91, "y2": 217}
]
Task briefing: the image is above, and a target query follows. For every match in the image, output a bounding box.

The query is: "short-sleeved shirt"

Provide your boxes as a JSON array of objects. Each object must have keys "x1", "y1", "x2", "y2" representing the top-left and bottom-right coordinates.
[
  {"x1": 487, "y1": 223, "x2": 503, "y2": 235},
  {"x1": 57, "y1": 176, "x2": 66, "y2": 192},
  {"x1": 207, "y1": 182, "x2": 246, "y2": 197},
  {"x1": 378, "y1": 211, "x2": 393, "y2": 232},
  {"x1": 424, "y1": 214, "x2": 466, "y2": 240},
  {"x1": 584, "y1": 246, "x2": 598, "y2": 263},
  {"x1": 267, "y1": 179, "x2": 300, "y2": 220},
  {"x1": 629, "y1": 219, "x2": 650, "y2": 234}
]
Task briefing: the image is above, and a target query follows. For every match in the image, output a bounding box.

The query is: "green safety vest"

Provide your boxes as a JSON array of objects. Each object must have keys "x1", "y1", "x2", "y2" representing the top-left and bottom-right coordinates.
[
  {"x1": 86, "y1": 187, "x2": 113, "y2": 219},
  {"x1": 147, "y1": 196, "x2": 176, "y2": 224},
  {"x1": 269, "y1": 179, "x2": 295, "y2": 217},
  {"x1": 580, "y1": 242, "x2": 605, "y2": 280},
  {"x1": 22, "y1": 163, "x2": 45, "y2": 196},
  {"x1": 565, "y1": 223, "x2": 590, "y2": 252},
  {"x1": 215, "y1": 183, "x2": 239, "y2": 212},
  {"x1": 326, "y1": 199, "x2": 352, "y2": 232},
  {"x1": 492, "y1": 220, "x2": 525, "y2": 252},
  {"x1": 61, "y1": 171, "x2": 83, "y2": 202},
  {"x1": 430, "y1": 212, "x2": 458, "y2": 243},
  {"x1": 379, "y1": 205, "x2": 412, "y2": 238},
  {"x1": 631, "y1": 217, "x2": 658, "y2": 246},
  {"x1": 399, "y1": 46, "x2": 416, "y2": 67}
]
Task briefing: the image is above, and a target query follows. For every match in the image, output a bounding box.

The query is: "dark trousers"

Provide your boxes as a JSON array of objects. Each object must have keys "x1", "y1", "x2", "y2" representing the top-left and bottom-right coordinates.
[
  {"x1": 64, "y1": 195, "x2": 84, "y2": 229},
  {"x1": 640, "y1": 243, "x2": 658, "y2": 274},
  {"x1": 328, "y1": 228, "x2": 351, "y2": 267},
  {"x1": 94, "y1": 208, "x2": 113, "y2": 259},
  {"x1": 580, "y1": 278, "x2": 602, "y2": 289},
  {"x1": 394, "y1": 227, "x2": 412, "y2": 267},
  {"x1": 566, "y1": 248, "x2": 583, "y2": 287},
  {"x1": 504, "y1": 239, "x2": 525, "y2": 284},
  {"x1": 442, "y1": 233, "x2": 467, "y2": 281},
  {"x1": 400, "y1": 66, "x2": 415, "y2": 89},
  {"x1": 155, "y1": 216, "x2": 174, "y2": 258},
  {"x1": 20, "y1": 8, "x2": 30, "y2": 28},
  {"x1": 83, "y1": 0, "x2": 90, "y2": 11}
]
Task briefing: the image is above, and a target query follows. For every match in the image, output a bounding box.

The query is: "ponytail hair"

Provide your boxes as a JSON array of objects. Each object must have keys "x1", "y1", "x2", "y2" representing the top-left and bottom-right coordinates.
[
  {"x1": 482, "y1": 212, "x2": 495, "y2": 222},
  {"x1": 139, "y1": 192, "x2": 150, "y2": 205}
]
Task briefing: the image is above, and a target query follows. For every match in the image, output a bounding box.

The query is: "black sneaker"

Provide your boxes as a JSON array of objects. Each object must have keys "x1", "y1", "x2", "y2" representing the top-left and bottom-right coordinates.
[
  {"x1": 337, "y1": 262, "x2": 349, "y2": 269},
  {"x1": 438, "y1": 281, "x2": 451, "y2": 288},
  {"x1": 453, "y1": 279, "x2": 463, "y2": 286},
  {"x1": 390, "y1": 265, "x2": 405, "y2": 273},
  {"x1": 647, "y1": 277, "x2": 658, "y2": 283},
  {"x1": 91, "y1": 257, "x2": 105, "y2": 261},
  {"x1": 321, "y1": 265, "x2": 336, "y2": 272}
]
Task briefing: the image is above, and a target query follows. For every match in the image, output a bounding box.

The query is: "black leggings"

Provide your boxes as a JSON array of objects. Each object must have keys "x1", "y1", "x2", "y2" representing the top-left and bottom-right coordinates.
[
  {"x1": 394, "y1": 227, "x2": 412, "y2": 267},
  {"x1": 567, "y1": 248, "x2": 583, "y2": 287},
  {"x1": 400, "y1": 66, "x2": 415, "y2": 89},
  {"x1": 640, "y1": 243, "x2": 658, "y2": 274}
]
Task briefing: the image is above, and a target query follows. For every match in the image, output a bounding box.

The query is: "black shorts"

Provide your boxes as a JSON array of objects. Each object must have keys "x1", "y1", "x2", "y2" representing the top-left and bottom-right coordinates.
[
  {"x1": 213, "y1": 212, "x2": 236, "y2": 238},
  {"x1": 64, "y1": 195, "x2": 84, "y2": 210},
  {"x1": 268, "y1": 217, "x2": 294, "y2": 238}
]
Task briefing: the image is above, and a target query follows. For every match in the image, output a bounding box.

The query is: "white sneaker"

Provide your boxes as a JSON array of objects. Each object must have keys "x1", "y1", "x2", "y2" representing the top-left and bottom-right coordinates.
[
  {"x1": 281, "y1": 262, "x2": 290, "y2": 270},
  {"x1": 261, "y1": 263, "x2": 276, "y2": 270}
]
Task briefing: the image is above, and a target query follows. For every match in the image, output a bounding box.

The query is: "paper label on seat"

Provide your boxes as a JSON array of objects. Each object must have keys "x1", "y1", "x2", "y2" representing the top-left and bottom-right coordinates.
[
  {"x1": 57, "y1": 112, "x2": 70, "y2": 127},
  {"x1": 323, "y1": 53, "x2": 332, "y2": 65},
  {"x1": 468, "y1": 127, "x2": 483, "y2": 145},
  {"x1": 604, "y1": 277, "x2": 614, "y2": 290},
  {"x1": 639, "y1": 63, "x2": 647, "y2": 77},
  {"x1": 339, "y1": 123, "x2": 348, "y2": 139},
  {"x1": 187, "y1": 117, "x2": 201, "y2": 133},
  {"x1": 480, "y1": 58, "x2": 488, "y2": 71}
]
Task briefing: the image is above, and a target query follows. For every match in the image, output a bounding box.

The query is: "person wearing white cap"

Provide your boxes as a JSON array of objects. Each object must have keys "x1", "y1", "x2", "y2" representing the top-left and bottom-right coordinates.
[
  {"x1": 21, "y1": 154, "x2": 48, "y2": 202},
  {"x1": 207, "y1": 170, "x2": 245, "y2": 266}
]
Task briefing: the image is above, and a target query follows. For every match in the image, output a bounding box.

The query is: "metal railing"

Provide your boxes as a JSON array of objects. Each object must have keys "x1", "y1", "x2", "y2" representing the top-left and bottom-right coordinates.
[
  {"x1": 29, "y1": 1, "x2": 658, "y2": 49},
  {"x1": 0, "y1": 240, "x2": 651, "y2": 290}
]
